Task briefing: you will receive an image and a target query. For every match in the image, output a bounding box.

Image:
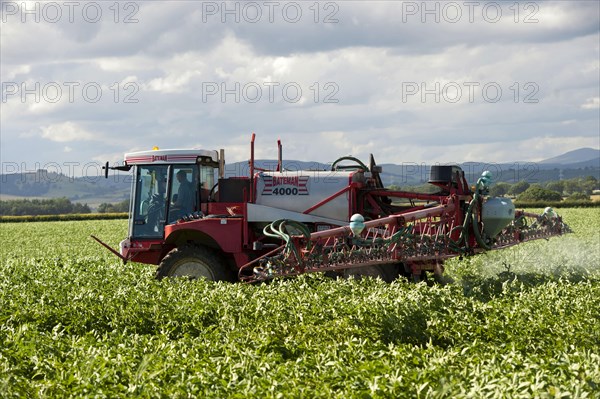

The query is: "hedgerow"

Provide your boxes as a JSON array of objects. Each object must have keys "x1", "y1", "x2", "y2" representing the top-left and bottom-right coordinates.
[
  {"x1": 0, "y1": 213, "x2": 128, "y2": 223},
  {"x1": 513, "y1": 200, "x2": 600, "y2": 208}
]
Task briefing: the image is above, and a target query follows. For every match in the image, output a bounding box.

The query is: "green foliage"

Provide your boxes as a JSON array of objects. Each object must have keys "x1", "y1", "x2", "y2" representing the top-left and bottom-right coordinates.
[
  {"x1": 389, "y1": 184, "x2": 441, "y2": 194},
  {"x1": 97, "y1": 199, "x2": 130, "y2": 213},
  {"x1": 547, "y1": 176, "x2": 599, "y2": 196},
  {"x1": 0, "y1": 197, "x2": 91, "y2": 216},
  {"x1": 469, "y1": 177, "x2": 599, "y2": 199},
  {"x1": 545, "y1": 181, "x2": 564, "y2": 195},
  {"x1": 514, "y1": 200, "x2": 599, "y2": 209},
  {"x1": 565, "y1": 192, "x2": 591, "y2": 202},
  {"x1": 517, "y1": 186, "x2": 563, "y2": 202},
  {"x1": 508, "y1": 180, "x2": 530, "y2": 196},
  {"x1": 563, "y1": 179, "x2": 583, "y2": 195},
  {"x1": 0, "y1": 211, "x2": 599, "y2": 398},
  {"x1": 488, "y1": 182, "x2": 511, "y2": 197}
]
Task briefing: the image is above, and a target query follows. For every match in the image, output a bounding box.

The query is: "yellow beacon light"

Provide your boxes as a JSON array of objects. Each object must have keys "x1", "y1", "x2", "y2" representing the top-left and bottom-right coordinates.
[{"x1": 152, "y1": 146, "x2": 160, "y2": 150}]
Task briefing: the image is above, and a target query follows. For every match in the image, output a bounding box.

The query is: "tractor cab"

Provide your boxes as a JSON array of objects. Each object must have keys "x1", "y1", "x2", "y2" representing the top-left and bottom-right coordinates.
[{"x1": 121, "y1": 149, "x2": 219, "y2": 239}]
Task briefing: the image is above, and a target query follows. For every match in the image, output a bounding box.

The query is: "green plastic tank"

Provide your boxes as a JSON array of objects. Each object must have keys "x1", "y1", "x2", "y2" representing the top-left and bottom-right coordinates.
[{"x1": 481, "y1": 197, "x2": 515, "y2": 237}]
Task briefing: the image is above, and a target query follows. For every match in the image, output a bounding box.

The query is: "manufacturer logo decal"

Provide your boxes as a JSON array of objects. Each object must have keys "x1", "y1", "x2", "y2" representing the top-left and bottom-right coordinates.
[{"x1": 262, "y1": 175, "x2": 309, "y2": 195}]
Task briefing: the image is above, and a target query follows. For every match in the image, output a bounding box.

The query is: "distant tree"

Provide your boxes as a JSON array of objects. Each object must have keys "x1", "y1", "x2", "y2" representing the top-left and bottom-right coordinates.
[
  {"x1": 489, "y1": 182, "x2": 512, "y2": 197},
  {"x1": 97, "y1": 199, "x2": 129, "y2": 213},
  {"x1": 0, "y1": 197, "x2": 91, "y2": 216},
  {"x1": 582, "y1": 176, "x2": 598, "y2": 194},
  {"x1": 399, "y1": 184, "x2": 441, "y2": 194},
  {"x1": 509, "y1": 181, "x2": 530, "y2": 196},
  {"x1": 545, "y1": 181, "x2": 564, "y2": 195},
  {"x1": 563, "y1": 179, "x2": 583, "y2": 195},
  {"x1": 73, "y1": 203, "x2": 92, "y2": 213},
  {"x1": 565, "y1": 192, "x2": 591, "y2": 202},
  {"x1": 517, "y1": 186, "x2": 563, "y2": 202}
]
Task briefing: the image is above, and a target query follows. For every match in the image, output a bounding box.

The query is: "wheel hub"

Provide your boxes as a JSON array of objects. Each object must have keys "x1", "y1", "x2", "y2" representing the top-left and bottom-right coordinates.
[{"x1": 170, "y1": 260, "x2": 214, "y2": 280}]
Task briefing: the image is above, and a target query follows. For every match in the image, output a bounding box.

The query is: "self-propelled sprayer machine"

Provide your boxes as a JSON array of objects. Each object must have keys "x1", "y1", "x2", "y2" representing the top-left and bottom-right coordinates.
[{"x1": 93, "y1": 135, "x2": 570, "y2": 283}]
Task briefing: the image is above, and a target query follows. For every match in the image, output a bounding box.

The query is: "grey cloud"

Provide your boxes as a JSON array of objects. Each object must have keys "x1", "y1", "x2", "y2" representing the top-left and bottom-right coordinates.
[{"x1": 1, "y1": 0, "x2": 598, "y2": 168}]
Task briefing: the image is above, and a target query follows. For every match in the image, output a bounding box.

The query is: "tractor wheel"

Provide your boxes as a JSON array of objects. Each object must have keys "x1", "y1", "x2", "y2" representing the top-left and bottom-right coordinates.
[
  {"x1": 156, "y1": 245, "x2": 229, "y2": 281},
  {"x1": 343, "y1": 264, "x2": 400, "y2": 283}
]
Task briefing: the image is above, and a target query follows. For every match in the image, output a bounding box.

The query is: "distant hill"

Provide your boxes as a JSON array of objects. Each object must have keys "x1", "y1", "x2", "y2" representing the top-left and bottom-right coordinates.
[
  {"x1": 0, "y1": 170, "x2": 131, "y2": 208},
  {"x1": 1, "y1": 148, "x2": 598, "y2": 205},
  {"x1": 223, "y1": 159, "x2": 330, "y2": 177},
  {"x1": 227, "y1": 152, "x2": 599, "y2": 186},
  {"x1": 539, "y1": 148, "x2": 600, "y2": 165}
]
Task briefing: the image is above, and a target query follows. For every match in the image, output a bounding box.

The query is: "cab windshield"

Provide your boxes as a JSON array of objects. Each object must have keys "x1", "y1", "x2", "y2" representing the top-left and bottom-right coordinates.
[
  {"x1": 130, "y1": 164, "x2": 210, "y2": 238},
  {"x1": 130, "y1": 165, "x2": 169, "y2": 238}
]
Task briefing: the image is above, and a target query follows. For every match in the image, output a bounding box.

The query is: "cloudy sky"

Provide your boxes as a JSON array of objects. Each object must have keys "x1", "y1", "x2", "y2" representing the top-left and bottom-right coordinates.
[{"x1": 1, "y1": 0, "x2": 599, "y2": 177}]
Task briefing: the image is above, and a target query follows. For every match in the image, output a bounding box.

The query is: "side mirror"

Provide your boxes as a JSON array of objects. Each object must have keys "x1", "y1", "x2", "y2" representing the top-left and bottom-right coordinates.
[{"x1": 102, "y1": 162, "x2": 131, "y2": 179}]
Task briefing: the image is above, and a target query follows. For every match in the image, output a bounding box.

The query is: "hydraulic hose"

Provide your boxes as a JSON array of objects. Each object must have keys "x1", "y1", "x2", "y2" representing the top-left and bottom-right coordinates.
[
  {"x1": 331, "y1": 156, "x2": 369, "y2": 172},
  {"x1": 451, "y1": 173, "x2": 492, "y2": 252},
  {"x1": 263, "y1": 219, "x2": 312, "y2": 264},
  {"x1": 471, "y1": 199, "x2": 491, "y2": 250}
]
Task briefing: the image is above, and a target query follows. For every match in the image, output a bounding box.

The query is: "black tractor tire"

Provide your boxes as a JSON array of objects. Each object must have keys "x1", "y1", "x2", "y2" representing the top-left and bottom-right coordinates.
[
  {"x1": 156, "y1": 245, "x2": 230, "y2": 281},
  {"x1": 343, "y1": 264, "x2": 400, "y2": 283}
]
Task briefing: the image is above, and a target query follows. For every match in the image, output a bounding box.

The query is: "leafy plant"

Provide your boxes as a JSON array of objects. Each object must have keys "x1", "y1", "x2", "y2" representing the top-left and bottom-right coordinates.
[{"x1": 0, "y1": 210, "x2": 598, "y2": 398}]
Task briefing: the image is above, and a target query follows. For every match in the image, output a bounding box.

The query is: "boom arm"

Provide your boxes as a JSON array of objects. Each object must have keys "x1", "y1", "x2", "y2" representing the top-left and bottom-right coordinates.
[{"x1": 238, "y1": 184, "x2": 571, "y2": 283}]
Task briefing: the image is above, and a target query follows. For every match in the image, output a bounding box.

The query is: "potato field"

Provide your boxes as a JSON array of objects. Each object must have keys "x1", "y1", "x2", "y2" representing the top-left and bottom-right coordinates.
[{"x1": 1, "y1": 209, "x2": 599, "y2": 398}]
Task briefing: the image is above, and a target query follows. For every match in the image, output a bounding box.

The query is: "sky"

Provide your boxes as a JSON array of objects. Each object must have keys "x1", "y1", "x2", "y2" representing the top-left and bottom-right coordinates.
[{"x1": 1, "y1": 0, "x2": 599, "y2": 178}]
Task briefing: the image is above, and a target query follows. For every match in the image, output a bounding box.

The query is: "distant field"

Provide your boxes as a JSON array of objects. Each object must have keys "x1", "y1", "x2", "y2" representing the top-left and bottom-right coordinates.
[
  {"x1": 0, "y1": 209, "x2": 599, "y2": 398},
  {"x1": 0, "y1": 194, "x2": 46, "y2": 201}
]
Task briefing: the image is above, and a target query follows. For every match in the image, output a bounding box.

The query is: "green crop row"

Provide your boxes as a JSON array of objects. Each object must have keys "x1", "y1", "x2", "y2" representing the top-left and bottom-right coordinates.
[{"x1": 0, "y1": 209, "x2": 599, "y2": 398}]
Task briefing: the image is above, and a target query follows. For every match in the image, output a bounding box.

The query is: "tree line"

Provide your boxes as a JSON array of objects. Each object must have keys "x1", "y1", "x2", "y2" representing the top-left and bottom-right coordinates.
[
  {"x1": 0, "y1": 198, "x2": 132, "y2": 216},
  {"x1": 0, "y1": 197, "x2": 91, "y2": 216},
  {"x1": 97, "y1": 199, "x2": 129, "y2": 213},
  {"x1": 390, "y1": 175, "x2": 599, "y2": 202},
  {"x1": 488, "y1": 176, "x2": 598, "y2": 202}
]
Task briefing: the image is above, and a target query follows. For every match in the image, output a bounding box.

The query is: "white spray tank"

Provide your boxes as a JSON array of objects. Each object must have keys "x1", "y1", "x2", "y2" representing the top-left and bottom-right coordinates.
[{"x1": 254, "y1": 170, "x2": 365, "y2": 221}]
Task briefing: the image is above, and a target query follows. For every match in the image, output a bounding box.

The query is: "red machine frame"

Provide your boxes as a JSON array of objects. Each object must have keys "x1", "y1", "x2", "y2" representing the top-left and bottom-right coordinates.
[{"x1": 94, "y1": 135, "x2": 570, "y2": 283}]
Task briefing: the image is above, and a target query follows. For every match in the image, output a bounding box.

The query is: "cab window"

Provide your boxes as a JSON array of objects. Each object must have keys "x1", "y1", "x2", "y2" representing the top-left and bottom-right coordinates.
[
  {"x1": 131, "y1": 165, "x2": 168, "y2": 238},
  {"x1": 168, "y1": 166, "x2": 199, "y2": 223}
]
